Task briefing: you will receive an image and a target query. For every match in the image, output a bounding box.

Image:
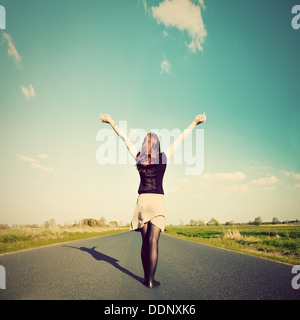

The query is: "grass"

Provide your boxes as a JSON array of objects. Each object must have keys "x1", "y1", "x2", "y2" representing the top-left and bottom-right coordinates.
[
  {"x1": 0, "y1": 226, "x2": 129, "y2": 255},
  {"x1": 2, "y1": 224, "x2": 300, "y2": 265},
  {"x1": 165, "y1": 224, "x2": 300, "y2": 265}
]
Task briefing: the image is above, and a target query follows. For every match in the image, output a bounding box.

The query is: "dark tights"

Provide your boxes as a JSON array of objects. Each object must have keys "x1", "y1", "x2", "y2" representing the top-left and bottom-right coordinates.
[{"x1": 140, "y1": 222, "x2": 161, "y2": 287}]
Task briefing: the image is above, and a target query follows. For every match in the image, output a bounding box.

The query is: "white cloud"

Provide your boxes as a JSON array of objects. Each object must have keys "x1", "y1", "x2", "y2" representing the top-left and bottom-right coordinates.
[
  {"x1": 31, "y1": 162, "x2": 54, "y2": 172},
  {"x1": 280, "y1": 170, "x2": 291, "y2": 177},
  {"x1": 198, "y1": 171, "x2": 246, "y2": 182},
  {"x1": 17, "y1": 155, "x2": 36, "y2": 163},
  {"x1": 218, "y1": 184, "x2": 248, "y2": 197},
  {"x1": 249, "y1": 165, "x2": 271, "y2": 170},
  {"x1": 16, "y1": 154, "x2": 54, "y2": 172},
  {"x1": 251, "y1": 175, "x2": 279, "y2": 186},
  {"x1": 142, "y1": 0, "x2": 148, "y2": 12},
  {"x1": 171, "y1": 171, "x2": 248, "y2": 197},
  {"x1": 162, "y1": 30, "x2": 168, "y2": 37},
  {"x1": 280, "y1": 170, "x2": 300, "y2": 180},
  {"x1": 151, "y1": 0, "x2": 207, "y2": 53},
  {"x1": 198, "y1": 0, "x2": 205, "y2": 10},
  {"x1": 2, "y1": 32, "x2": 22, "y2": 68},
  {"x1": 161, "y1": 57, "x2": 171, "y2": 75},
  {"x1": 292, "y1": 173, "x2": 298, "y2": 179},
  {"x1": 38, "y1": 153, "x2": 49, "y2": 160},
  {"x1": 21, "y1": 84, "x2": 36, "y2": 100}
]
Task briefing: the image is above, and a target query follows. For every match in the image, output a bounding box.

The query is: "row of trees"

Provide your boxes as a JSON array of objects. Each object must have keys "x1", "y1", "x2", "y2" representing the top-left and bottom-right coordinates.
[
  {"x1": 8, "y1": 217, "x2": 129, "y2": 229},
  {"x1": 79, "y1": 218, "x2": 120, "y2": 228},
  {"x1": 248, "y1": 217, "x2": 300, "y2": 226},
  {"x1": 184, "y1": 217, "x2": 300, "y2": 227},
  {"x1": 187, "y1": 218, "x2": 220, "y2": 226},
  {"x1": 4, "y1": 217, "x2": 299, "y2": 229}
]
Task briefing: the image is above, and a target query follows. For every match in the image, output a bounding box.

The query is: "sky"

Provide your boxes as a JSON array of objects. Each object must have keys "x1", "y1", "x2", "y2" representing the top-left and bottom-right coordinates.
[{"x1": 0, "y1": 0, "x2": 299, "y2": 226}]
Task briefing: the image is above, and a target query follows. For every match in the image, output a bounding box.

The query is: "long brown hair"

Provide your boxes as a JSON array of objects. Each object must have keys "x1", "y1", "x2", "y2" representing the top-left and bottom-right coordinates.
[{"x1": 136, "y1": 133, "x2": 161, "y2": 172}]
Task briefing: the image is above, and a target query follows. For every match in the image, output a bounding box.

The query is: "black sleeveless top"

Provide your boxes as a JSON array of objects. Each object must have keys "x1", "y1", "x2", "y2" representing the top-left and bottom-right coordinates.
[{"x1": 136, "y1": 152, "x2": 167, "y2": 195}]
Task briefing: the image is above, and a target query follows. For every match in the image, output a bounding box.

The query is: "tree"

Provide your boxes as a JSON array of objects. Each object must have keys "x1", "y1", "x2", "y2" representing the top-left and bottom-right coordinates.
[
  {"x1": 207, "y1": 218, "x2": 219, "y2": 226},
  {"x1": 98, "y1": 217, "x2": 106, "y2": 227},
  {"x1": 82, "y1": 218, "x2": 97, "y2": 227},
  {"x1": 43, "y1": 219, "x2": 56, "y2": 228},
  {"x1": 190, "y1": 219, "x2": 198, "y2": 226},
  {"x1": 272, "y1": 217, "x2": 280, "y2": 224},
  {"x1": 197, "y1": 220, "x2": 205, "y2": 226},
  {"x1": 108, "y1": 221, "x2": 118, "y2": 228},
  {"x1": 254, "y1": 216, "x2": 263, "y2": 226},
  {"x1": 49, "y1": 219, "x2": 56, "y2": 227}
]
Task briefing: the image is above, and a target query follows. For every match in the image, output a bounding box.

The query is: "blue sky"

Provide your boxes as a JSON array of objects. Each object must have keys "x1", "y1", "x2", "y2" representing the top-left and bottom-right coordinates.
[{"x1": 0, "y1": 0, "x2": 299, "y2": 226}]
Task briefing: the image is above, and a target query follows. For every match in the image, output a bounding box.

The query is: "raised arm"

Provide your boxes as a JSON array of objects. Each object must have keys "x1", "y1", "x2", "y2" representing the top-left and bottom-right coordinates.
[
  {"x1": 164, "y1": 113, "x2": 206, "y2": 160},
  {"x1": 99, "y1": 114, "x2": 138, "y2": 159}
]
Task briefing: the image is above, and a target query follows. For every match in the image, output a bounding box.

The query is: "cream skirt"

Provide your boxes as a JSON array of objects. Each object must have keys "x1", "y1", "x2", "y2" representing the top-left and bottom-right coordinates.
[{"x1": 130, "y1": 193, "x2": 166, "y2": 232}]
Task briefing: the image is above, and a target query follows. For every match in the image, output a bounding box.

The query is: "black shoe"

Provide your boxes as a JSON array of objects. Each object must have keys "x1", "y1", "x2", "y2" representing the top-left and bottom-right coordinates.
[{"x1": 143, "y1": 279, "x2": 161, "y2": 288}]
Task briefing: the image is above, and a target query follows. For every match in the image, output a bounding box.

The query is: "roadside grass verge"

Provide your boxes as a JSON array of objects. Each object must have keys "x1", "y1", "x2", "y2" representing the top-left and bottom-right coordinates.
[
  {"x1": 0, "y1": 227, "x2": 129, "y2": 254},
  {"x1": 165, "y1": 225, "x2": 300, "y2": 265}
]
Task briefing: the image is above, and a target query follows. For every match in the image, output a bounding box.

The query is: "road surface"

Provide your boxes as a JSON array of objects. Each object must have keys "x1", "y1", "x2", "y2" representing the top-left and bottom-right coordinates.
[{"x1": 0, "y1": 231, "x2": 299, "y2": 300}]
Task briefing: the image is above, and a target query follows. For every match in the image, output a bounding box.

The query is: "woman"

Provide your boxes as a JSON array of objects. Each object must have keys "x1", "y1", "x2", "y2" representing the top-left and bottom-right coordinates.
[{"x1": 99, "y1": 113, "x2": 206, "y2": 288}]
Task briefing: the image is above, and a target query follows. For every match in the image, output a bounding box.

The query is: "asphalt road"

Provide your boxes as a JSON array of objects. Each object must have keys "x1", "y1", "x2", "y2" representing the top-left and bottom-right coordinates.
[{"x1": 0, "y1": 231, "x2": 299, "y2": 300}]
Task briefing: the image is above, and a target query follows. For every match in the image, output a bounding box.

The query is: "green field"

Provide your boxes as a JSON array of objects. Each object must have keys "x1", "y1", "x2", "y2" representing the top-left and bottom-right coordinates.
[
  {"x1": 2, "y1": 224, "x2": 300, "y2": 265},
  {"x1": 0, "y1": 227, "x2": 129, "y2": 255},
  {"x1": 165, "y1": 224, "x2": 300, "y2": 265}
]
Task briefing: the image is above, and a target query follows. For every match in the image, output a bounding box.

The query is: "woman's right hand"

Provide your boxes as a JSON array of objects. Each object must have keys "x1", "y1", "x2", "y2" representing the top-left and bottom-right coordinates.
[
  {"x1": 194, "y1": 113, "x2": 206, "y2": 125},
  {"x1": 100, "y1": 114, "x2": 113, "y2": 125}
]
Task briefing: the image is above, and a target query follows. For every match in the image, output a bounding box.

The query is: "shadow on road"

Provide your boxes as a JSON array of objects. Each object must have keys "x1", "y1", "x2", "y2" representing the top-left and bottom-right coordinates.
[{"x1": 63, "y1": 245, "x2": 144, "y2": 284}]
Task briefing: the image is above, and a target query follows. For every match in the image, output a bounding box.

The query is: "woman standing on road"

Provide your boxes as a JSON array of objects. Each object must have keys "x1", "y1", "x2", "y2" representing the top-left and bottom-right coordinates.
[{"x1": 99, "y1": 113, "x2": 206, "y2": 288}]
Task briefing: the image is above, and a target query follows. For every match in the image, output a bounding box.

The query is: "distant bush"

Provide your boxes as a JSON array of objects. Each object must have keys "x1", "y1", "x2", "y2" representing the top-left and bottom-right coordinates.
[{"x1": 207, "y1": 218, "x2": 219, "y2": 226}]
